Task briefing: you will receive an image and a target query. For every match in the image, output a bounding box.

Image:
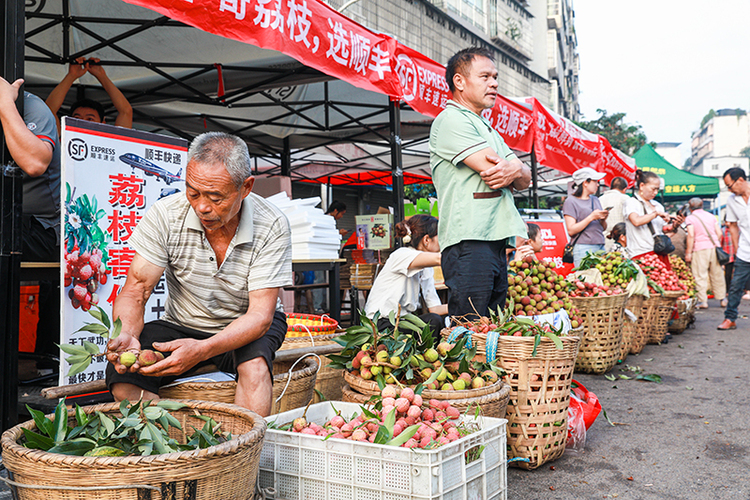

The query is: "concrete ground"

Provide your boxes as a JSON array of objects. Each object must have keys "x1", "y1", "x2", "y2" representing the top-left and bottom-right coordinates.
[{"x1": 508, "y1": 297, "x2": 750, "y2": 500}]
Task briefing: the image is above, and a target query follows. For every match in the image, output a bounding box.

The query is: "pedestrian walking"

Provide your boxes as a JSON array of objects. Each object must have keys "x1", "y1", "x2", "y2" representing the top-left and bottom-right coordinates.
[
  {"x1": 599, "y1": 176, "x2": 630, "y2": 251},
  {"x1": 684, "y1": 197, "x2": 726, "y2": 309},
  {"x1": 718, "y1": 167, "x2": 750, "y2": 330}
]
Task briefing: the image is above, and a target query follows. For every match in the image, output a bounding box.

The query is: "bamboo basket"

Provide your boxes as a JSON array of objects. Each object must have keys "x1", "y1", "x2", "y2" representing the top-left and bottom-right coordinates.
[
  {"x1": 668, "y1": 297, "x2": 694, "y2": 334},
  {"x1": 622, "y1": 295, "x2": 645, "y2": 358},
  {"x1": 571, "y1": 293, "x2": 628, "y2": 374},
  {"x1": 279, "y1": 327, "x2": 346, "y2": 403},
  {"x1": 160, "y1": 356, "x2": 319, "y2": 415},
  {"x1": 1, "y1": 400, "x2": 265, "y2": 500},
  {"x1": 285, "y1": 312, "x2": 339, "y2": 338},
  {"x1": 648, "y1": 291, "x2": 682, "y2": 344},
  {"x1": 630, "y1": 294, "x2": 653, "y2": 354},
  {"x1": 341, "y1": 371, "x2": 511, "y2": 418},
  {"x1": 496, "y1": 335, "x2": 580, "y2": 470}
]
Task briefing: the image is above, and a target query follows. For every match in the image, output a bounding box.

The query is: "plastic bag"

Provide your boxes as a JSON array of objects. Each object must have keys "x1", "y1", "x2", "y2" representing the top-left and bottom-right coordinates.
[
  {"x1": 566, "y1": 380, "x2": 602, "y2": 454},
  {"x1": 571, "y1": 379, "x2": 602, "y2": 429},
  {"x1": 566, "y1": 398, "x2": 586, "y2": 454}
]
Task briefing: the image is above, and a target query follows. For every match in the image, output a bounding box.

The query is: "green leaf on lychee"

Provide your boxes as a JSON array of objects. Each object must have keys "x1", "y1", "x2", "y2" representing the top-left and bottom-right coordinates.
[{"x1": 82, "y1": 340, "x2": 100, "y2": 355}]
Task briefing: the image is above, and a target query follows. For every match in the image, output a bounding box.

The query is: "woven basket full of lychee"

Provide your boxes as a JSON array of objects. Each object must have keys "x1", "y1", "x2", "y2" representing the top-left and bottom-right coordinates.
[{"x1": 1, "y1": 400, "x2": 266, "y2": 500}]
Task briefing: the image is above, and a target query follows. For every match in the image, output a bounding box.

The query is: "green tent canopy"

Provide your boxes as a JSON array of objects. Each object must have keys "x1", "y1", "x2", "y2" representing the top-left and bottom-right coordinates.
[{"x1": 633, "y1": 145, "x2": 720, "y2": 200}]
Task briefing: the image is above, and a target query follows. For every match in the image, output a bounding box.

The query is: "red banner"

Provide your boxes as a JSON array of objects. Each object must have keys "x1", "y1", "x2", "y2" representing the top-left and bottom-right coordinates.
[
  {"x1": 598, "y1": 137, "x2": 636, "y2": 187},
  {"x1": 528, "y1": 97, "x2": 600, "y2": 175},
  {"x1": 123, "y1": 0, "x2": 633, "y2": 179},
  {"x1": 123, "y1": 0, "x2": 401, "y2": 97}
]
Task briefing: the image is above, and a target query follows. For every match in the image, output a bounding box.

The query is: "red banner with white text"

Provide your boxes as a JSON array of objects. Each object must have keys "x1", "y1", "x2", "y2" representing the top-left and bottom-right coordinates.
[
  {"x1": 528, "y1": 97, "x2": 600, "y2": 175},
  {"x1": 598, "y1": 137, "x2": 636, "y2": 187},
  {"x1": 123, "y1": 0, "x2": 401, "y2": 97}
]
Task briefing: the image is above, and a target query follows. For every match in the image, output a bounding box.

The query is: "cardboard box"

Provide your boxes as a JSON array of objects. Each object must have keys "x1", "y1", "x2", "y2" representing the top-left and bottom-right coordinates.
[{"x1": 355, "y1": 214, "x2": 394, "y2": 250}]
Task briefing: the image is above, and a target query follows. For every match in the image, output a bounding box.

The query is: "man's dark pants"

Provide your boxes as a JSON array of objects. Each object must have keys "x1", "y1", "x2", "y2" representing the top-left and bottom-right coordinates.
[
  {"x1": 106, "y1": 311, "x2": 287, "y2": 395},
  {"x1": 441, "y1": 239, "x2": 508, "y2": 321},
  {"x1": 725, "y1": 257, "x2": 750, "y2": 322}
]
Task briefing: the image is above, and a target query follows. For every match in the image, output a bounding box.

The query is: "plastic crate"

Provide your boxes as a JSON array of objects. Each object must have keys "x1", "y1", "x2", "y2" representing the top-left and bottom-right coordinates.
[{"x1": 260, "y1": 402, "x2": 507, "y2": 500}]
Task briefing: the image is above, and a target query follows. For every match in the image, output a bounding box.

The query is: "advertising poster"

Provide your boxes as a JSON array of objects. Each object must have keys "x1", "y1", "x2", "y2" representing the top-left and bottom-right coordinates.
[
  {"x1": 60, "y1": 118, "x2": 188, "y2": 386},
  {"x1": 532, "y1": 219, "x2": 575, "y2": 277}
]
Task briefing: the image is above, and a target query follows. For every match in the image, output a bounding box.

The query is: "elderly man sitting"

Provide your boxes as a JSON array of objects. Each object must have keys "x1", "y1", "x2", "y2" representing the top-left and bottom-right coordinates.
[{"x1": 105, "y1": 132, "x2": 292, "y2": 416}]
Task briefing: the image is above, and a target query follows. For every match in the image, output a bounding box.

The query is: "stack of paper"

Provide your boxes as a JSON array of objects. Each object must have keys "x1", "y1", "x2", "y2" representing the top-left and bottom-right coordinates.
[{"x1": 266, "y1": 193, "x2": 342, "y2": 260}]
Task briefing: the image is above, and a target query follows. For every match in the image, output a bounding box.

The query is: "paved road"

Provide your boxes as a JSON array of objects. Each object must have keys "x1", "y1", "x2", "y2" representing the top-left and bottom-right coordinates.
[{"x1": 508, "y1": 298, "x2": 750, "y2": 500}]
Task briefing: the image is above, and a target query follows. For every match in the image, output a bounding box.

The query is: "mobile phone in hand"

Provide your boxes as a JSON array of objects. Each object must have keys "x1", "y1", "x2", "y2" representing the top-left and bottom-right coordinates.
[{"x1": 604, "y1": 206, "x2": 614, "y2": 211}]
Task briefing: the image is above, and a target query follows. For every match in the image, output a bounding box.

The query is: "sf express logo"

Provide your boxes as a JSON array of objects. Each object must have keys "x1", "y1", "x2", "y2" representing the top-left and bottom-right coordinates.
[
  {"x1": 395, "y1": 54, "x2": 418, "y2": 101},
  {"x1": 68, "y1": 138, "x2": 88, "y2": 161}
]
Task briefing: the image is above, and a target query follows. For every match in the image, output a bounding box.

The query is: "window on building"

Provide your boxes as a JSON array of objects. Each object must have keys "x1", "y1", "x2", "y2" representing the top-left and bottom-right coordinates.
[{"x1": 712, "y1": 164, "x2": 719, "y2": 171}]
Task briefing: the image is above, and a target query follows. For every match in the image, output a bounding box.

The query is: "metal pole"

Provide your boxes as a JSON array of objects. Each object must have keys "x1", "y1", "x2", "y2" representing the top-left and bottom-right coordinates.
[
  {"x1": 389, "y1": 99, "x2": 404, "y2": 227},
  {"x1": 530, "y1": 145, "x2": 539, "y2": 214},
  {"x1": 1, "y1": 0, "x2": 26, "y2": 431},
  {"x1": 280, "y1": 136, "x2": 291, "y2": 177}
]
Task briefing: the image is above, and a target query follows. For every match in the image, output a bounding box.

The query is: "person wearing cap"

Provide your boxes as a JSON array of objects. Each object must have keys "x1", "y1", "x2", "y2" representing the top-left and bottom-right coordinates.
[{"x1": 562, "y1": 167, "x2": 609, "y2": 266}]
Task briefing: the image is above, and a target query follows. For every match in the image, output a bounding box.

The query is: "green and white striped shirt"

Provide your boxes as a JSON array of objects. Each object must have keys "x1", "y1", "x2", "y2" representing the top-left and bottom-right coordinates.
[{"x1": 128, "y1": 192, "x2": 292, "y2": 334}]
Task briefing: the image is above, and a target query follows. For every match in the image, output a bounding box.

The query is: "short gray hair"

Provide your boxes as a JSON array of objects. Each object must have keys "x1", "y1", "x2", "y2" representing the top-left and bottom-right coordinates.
[
  {"x1": 688, "y1": 197, "x2": 703, "y2": 210},
  {"x1": 187, "y1": 132, "x2": 252, "y2": 187}
]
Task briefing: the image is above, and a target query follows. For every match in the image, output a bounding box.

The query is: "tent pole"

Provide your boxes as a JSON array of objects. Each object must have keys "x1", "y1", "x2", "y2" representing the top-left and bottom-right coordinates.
[
  {"x1": 389, "y1": 99, "x2": 404, "y2": 230},
  {"x1": 531, "y1": 145, "x2": 539, "y2": 214},
  {"x1": 281, "y1": 136, "x2": 291, "y2": 177},
  {"x1": 0, "y1": 0, "x2": 25, "y2": 431}
]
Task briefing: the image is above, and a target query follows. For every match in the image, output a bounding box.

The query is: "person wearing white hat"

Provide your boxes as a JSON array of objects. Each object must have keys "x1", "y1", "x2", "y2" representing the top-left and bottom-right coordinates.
[{"x1": 563, "y1": 167, "x2": 609, "y2": 266}]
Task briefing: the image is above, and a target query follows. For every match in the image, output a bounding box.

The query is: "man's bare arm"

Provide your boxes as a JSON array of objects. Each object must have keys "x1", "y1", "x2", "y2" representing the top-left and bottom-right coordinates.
[
  {"x1": 462, "y1": 147, "x2": 529, "y2": 190},
  {"x1": 87, "y1": 59, "x2": 133, "y2": 128},
  {"x1": 0, "y1": 78, "x2": 53, "y2": 177},
  {"x1": 728, "y1": 222, "x2": 740, "y2": 255}
]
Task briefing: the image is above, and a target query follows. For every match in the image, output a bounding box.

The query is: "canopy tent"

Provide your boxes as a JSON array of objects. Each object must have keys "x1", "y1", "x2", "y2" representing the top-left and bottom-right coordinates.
[{"x1": 633, "y1": 145, "x2": 720, "y2": 200}]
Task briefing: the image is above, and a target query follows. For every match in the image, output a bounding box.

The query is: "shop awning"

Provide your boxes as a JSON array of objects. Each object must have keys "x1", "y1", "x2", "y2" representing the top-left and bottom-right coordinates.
[{"x1": 633, "y1": 145, "x2": 720, "y2": 200}]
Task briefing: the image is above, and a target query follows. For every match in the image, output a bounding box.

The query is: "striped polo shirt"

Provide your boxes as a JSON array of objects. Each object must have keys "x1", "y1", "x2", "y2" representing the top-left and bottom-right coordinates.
[{"x1": 128, "y1": 191, "x2": 292, "y2": 334}]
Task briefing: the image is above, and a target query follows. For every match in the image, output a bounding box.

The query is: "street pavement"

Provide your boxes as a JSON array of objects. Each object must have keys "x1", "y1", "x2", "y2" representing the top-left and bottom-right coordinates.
[{"x1": 508, "y1": 298, "x2": 750, "y2": 500}]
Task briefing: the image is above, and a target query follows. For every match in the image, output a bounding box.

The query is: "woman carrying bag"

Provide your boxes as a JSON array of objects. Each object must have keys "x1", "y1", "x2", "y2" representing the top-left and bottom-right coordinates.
[
  {"x1": 563, "y1": 167, "x2": 610, "y2": 266},
  {"x1": 624, "y1": 170, "x2": 680, "y2": 270}
]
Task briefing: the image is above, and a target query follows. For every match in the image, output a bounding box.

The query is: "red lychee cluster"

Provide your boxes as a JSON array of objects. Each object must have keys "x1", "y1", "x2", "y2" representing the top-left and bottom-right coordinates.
[
  {"x1": 567, "y1": 278, "x2": 624, "y2": 298},
  {"x1": 289, "y1": 386, "x2": 466, "y2": 449},
  {"x1": 634, "y1": 254, "x2": 687, "y2": 293},
  {"x1": 64, "y1": 246, "x2": 110, "y2": 311}
]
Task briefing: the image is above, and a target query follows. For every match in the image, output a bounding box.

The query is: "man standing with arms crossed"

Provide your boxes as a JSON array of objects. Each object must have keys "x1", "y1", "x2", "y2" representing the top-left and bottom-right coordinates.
[
  {"x1": 718, "y1": 167, "x2": 750, "y2": 330},
  {"x1": 430, "y1": 47, "x2": 531, "y2": 320}
]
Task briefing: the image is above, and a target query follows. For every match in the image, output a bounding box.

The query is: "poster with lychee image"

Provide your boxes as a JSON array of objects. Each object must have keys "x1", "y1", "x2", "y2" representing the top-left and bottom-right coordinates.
[{"x1": 60, "y1": 118, "x2": 188, "y2": 386}]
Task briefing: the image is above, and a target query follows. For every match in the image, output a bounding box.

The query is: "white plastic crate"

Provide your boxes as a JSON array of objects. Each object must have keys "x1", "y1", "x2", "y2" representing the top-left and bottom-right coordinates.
[{"x1": 260, "y1": 402, "x2": 507, "y2": 500}]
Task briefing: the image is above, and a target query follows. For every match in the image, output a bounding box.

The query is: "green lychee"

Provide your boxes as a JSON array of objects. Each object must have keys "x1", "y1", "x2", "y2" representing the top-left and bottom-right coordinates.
[{"x1": 119, "y1": 352, "x2": 137, "y2": 368}]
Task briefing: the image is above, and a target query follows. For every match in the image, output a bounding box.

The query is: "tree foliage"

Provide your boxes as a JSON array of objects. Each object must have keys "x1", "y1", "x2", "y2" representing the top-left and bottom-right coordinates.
[
  {"x1": 404, "y1": 183, "x2": 436, "y2": 202},
  {"x1": 575, "y1": 109, "x2": 648, "y2": 156}
]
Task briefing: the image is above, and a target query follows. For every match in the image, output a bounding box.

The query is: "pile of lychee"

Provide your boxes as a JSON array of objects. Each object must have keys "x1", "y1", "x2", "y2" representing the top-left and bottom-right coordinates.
[
  {"x1": 288, "y1": 385, "x2": 470, "y2": 449},
  {"x1": 64, "y1": 245, "x2": 110, "y2": 312},
  {"x1": 116, "y1": 349, "x2": 165, "y2": 368},
  {"x1": 507, "y1": 256, "x2": 582, "y2": 327},
  {"x1": 350, "y1": 341, "x2": 498, "y2": 391}
]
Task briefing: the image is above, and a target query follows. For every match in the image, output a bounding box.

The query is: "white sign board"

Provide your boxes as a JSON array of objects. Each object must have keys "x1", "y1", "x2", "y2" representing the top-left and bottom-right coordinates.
[{"x1": 60, "y1": 118, "x2": 188, "y2": 386}]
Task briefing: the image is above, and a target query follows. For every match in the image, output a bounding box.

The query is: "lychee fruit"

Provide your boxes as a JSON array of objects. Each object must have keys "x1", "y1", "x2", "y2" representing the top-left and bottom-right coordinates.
[
  {"x1": 381, "y1": 385, "x2": 398, "y2": 399},
  {"x1": 400, "y1": 387, "x2": 415, "y2": 403},
  {"x1": 395, "y1": 398, "x2": 410, "y2": 414},
  {"x1": 119, "y1": 351, "x2": 137, "y2": 367},
  {"x1": 138, "y1": 349, "x2": 161, "y2": 366},
  {"x1": 292, "y1": 417, "x2": 307, "y2": 432}
]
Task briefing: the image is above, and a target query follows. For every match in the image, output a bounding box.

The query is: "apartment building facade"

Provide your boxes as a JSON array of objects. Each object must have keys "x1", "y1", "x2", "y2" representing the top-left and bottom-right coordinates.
[
  {"x1": 690, "y1": 109, "x2": 750, "y2": 178},
  {"x1": 326, "y1": 0, "x2": 581, "y2": 119}
]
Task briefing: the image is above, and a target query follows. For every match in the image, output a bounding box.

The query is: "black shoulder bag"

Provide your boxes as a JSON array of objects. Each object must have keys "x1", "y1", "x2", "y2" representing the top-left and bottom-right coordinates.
[
  {"x1": 640, "y1": 200, "x2": 674, "y2": 256},
  {"x1": 695, "y1": 216, "x2": 730, "y2": 266}
]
